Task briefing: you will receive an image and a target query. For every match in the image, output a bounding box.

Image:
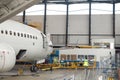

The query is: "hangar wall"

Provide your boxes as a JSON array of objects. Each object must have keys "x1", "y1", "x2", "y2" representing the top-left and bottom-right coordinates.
[{"x1": 11, "y1": 14, "x2": 120, "y2": 47}]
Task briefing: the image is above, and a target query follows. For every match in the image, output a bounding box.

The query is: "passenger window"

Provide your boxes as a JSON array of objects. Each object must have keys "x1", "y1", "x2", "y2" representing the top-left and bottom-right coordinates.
[
  {"x1": 30, "y1": 35, "x2": 32, "y2": 39},
  {"x1": 14, "y1": 32, "x2": 16, "y2": 36},
  {"x1": 18, "y1": 33, "x2": 20, "y2": 36},
  {"x1": 5, "y1": 30, "x2": 8, "y2": 34},
  {"x1": 9, "y1": 31, "x2": 12, "y2": 35},
  {"x1": 27, "y1": 34, "x2": 29, "y2": 38},
  {"x1": 21, "y1": 33, "x2": 23, "y2": 37},
  {"x1": 36, "y1": 36, "x2": 37, "y2": 40},
  {"x1": 33, "y1": 36, "x2": 35, "y2": 39},
  {"x1": 24, "y1": 34, "x2": 26, "y2": 38},
  {"x1": 1, "y1": 30, "x2": 4, "y2": 34}
]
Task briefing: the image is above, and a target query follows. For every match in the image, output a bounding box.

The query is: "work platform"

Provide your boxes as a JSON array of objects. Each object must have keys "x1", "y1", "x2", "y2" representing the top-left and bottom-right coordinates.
[{"x1": 36, "y1": 61, "x2": 96, "y2": 71}]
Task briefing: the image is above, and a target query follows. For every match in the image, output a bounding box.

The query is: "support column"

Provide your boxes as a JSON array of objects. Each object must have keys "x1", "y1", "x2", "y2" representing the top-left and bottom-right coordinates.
[
  {"x1": 89, "y1": 0, "x2": 92, "y2": 45},
  {"x1": 23, "y1": 10, "x2": 26, "y2": 24},
  {"x1": 113, "y1": 0, "x2": 115, "y2": 38},
  {"x1": 65, "y1": 0, "x2": 69, "y2": 47},
  {"x1": 43, "y1": 0, "x2": 47, "y2": 34}
]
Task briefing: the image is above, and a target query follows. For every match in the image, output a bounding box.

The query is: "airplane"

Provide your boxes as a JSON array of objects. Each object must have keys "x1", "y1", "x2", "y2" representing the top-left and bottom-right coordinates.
[{"x1": 0, "y1": 20, "x2": 53, "y2": 72}]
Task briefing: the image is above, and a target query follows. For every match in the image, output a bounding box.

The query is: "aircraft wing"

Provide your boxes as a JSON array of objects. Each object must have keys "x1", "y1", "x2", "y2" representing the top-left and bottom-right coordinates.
[{"x1": 0, "y1": 0, "x2": 42, "y2": 23}]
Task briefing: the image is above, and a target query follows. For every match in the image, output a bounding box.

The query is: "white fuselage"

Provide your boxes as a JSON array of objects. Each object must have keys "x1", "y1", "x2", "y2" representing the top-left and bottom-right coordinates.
[{"x1": 0, "y1": 20, "x2": 51, "y2": 61}]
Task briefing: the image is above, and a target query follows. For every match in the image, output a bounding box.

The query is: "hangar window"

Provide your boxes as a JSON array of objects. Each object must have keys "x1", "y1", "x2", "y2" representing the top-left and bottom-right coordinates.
[
  {"x1": 21, "y1": 33, "x2": 23, "y2": 37},
  {"x1": 1, "y1": 30, "x2": 4, "y2": 34},
  {"x1": 9, "y1": 31, "x2": 12, "y2": 35},
  {"x1": 67, "y1": 55, "x2": 71, "y2": 60},
  {"x1": 14, "y1": 32, "x2": 16, "y2": 36},
  {"x1": 18, "y1": 33, "x2": 20, "y2": 36},
  {"x1": 5, "y1": 30, "x2": 8, "y2": 34}
]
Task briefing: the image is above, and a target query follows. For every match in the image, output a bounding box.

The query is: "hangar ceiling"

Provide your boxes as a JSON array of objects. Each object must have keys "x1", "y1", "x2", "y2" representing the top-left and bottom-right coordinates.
[{"x1": 0, "y1": 0, "x2": 42, "y2": 23}]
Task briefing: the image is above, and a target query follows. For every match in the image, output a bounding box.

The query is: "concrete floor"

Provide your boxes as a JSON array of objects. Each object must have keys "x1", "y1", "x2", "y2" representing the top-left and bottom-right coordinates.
[{"x1": 0, "y1": 68, "x2": 104, "y2": 80}]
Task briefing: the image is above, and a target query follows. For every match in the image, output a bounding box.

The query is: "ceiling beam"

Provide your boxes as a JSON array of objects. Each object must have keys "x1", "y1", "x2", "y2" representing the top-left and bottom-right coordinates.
[{"x1": 0, "y1": 0, "x2": 42, "y2": 23}]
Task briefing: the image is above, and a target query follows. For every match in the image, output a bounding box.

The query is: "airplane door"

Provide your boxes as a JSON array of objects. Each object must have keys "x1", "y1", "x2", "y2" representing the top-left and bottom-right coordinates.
[
  {"x1": 0, "y1": 52, "x2": 5, "y2": 70},
  {"x1": 41, "y1": 33, "x2": 47, "y2": 49}
]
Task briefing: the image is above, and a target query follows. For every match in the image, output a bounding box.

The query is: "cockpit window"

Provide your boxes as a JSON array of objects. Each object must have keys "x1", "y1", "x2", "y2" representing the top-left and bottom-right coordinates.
[{"x1": 49, "y1": 45, "x2": 53, "y2": 47}]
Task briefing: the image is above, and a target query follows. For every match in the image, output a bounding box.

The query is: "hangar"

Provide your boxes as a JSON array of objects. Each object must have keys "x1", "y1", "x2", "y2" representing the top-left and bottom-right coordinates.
[{"x1": 0, "y1": 0, "x2": 120, "y2": 80}]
